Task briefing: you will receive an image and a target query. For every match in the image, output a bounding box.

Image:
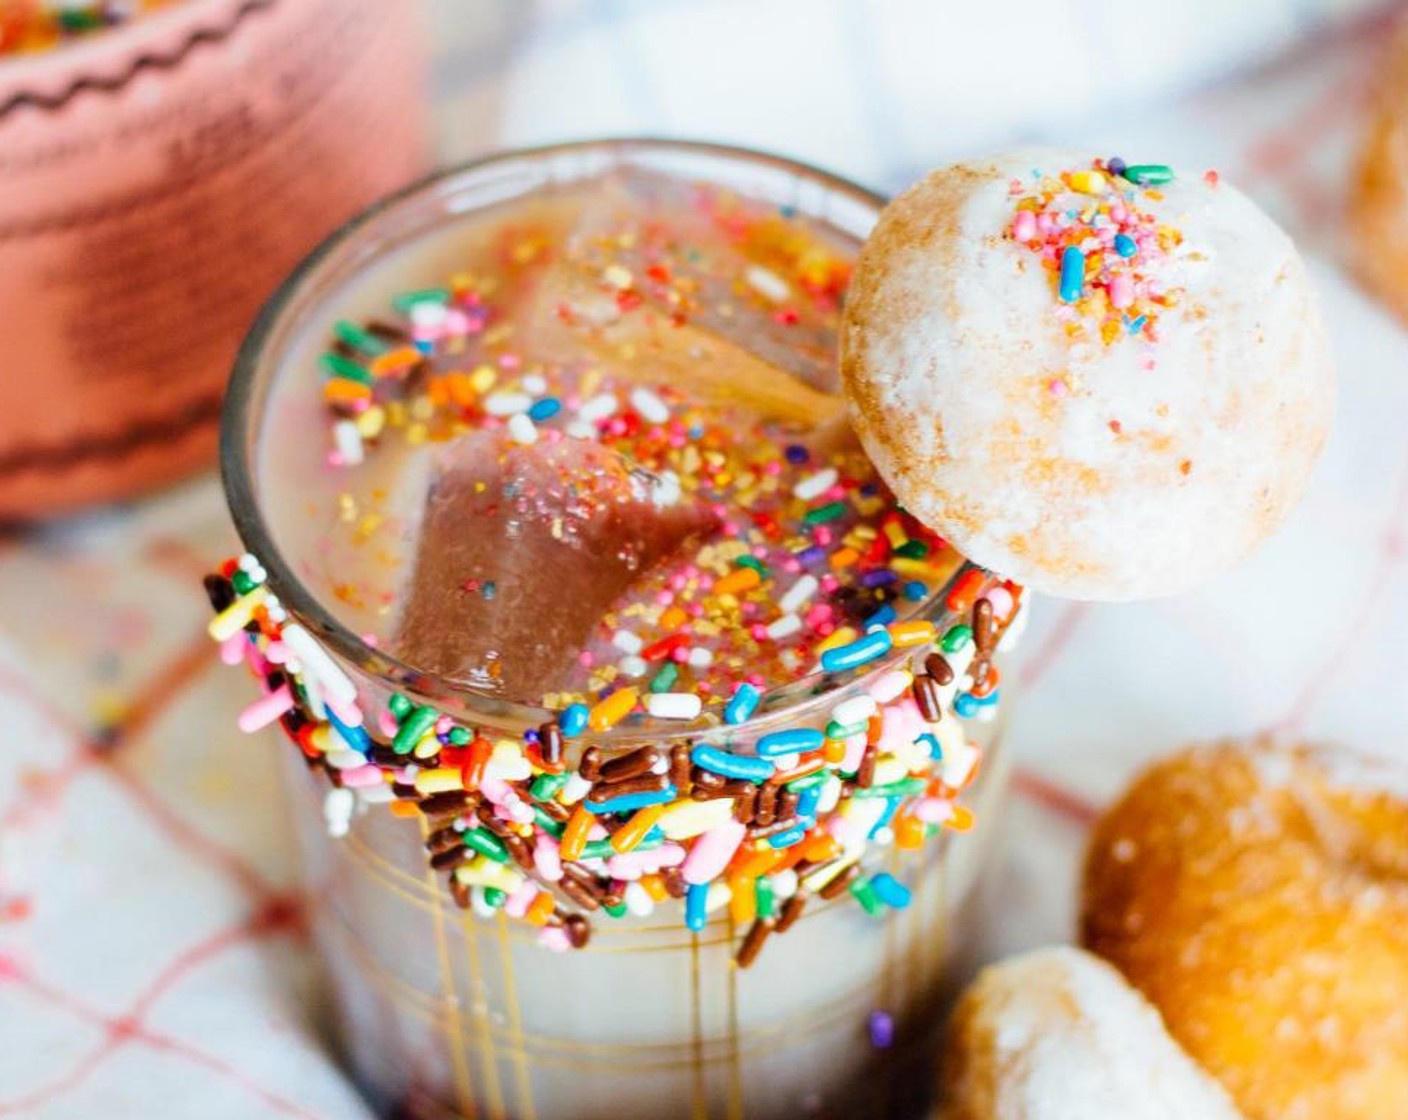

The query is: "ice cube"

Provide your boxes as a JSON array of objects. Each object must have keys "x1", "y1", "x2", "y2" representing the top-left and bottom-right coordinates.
[{"x1": 395, "y1": 431, "x2": 717, "y2": 698}]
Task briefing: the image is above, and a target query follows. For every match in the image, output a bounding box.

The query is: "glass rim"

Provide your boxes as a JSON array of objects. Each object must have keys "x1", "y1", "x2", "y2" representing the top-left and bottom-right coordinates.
[{"x1": 220, "y1": 136, "x2": 979, "y2": 738}]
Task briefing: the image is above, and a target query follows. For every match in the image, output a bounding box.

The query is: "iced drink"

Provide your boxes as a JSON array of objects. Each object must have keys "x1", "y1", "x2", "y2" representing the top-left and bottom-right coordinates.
[{"x1": 211, "y1": 142, "x2": 1025, "y2": 1119}]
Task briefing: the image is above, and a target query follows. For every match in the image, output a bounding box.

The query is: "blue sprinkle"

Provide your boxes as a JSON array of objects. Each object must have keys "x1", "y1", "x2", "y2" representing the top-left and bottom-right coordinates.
[
  {"x1": 820, "y1": 629, "x2": 893, "y2": 673},
  {"x1": 1127, "y1": 315, "x2": 1148, "y2": 334},
  {"x1": 795, "y1": 785, "x2": 821, "y2": 819},
  {"x1": 784, "y1": 444, "x2": 810, "y2": 465},
  {"x1": 868, "y1": 797, "x2": 900, "y2": 839},
  {"x1": 869, "y1": 872, "x2": 912, "y2": 909},
  {"x1": 412, "y1": 339, "x2": 435, "y2": 355},
  {"x1": 864, "y1": 604, "x2": 897, "y2": 630},
  {"x1": 724, "y1": 682, "x2": 761, "y2": 725},
  {"x1": 954, "y1": 693, "x2": 979, "y2": 719},
  {"x1": 528, "y1": 398, "x2": 562, "y2": 421},
  {"x1": 1114, "y1": 233, "x2": 1137, "y2": 258},
  {"x1": 691, "y1": 744, "x2": 775, "y2": 783},
  {"x1": 915, "y1": 733, "x2": 942, "y2": 760},
  {"x1": 1059, "y1": 246, "x2": 1086, "y2": 302},
  {"x1": 685, "y1": 882, "x2": 708, "y2": 931},
  {"x1": 766, "y1": 821, "x2": 812, "y2": 849},
  {"x1": 328, "y1": 708, "x2": 371, "y2": 754},
  {"x1": 903, "y1": 581, "x2": 927, "y2": 602},
  {"x1": 756, "y1": 728, "x2": 825, "y2": 758},
  {"x1": 558, "y1": 703, "x2": 590, "y2": 737},
  {"x1": 585, "y1": 784, "x2": 678, "y2": 815},
  {"x1": 482, "y1": 581, "x2": 496, "y2": 600},
  {"x1": 869, "y1": 1010, "x2": 895, "y2": 1049}
]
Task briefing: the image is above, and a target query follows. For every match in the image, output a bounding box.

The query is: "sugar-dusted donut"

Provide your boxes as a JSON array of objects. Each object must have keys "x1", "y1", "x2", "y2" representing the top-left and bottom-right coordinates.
[
  {"x1": 936, "y1": 946, "x2": 1245, "y2": 1119},
  {"x1": 1081, "y1": 740, "x2": 1408, "y2": 1120},
  {"x1": 1351, "y1": 20, "x2": 1408, "y2": 327},
  {"x1": 841, "y1": 151, "x2": 1334, "y2": 600}
]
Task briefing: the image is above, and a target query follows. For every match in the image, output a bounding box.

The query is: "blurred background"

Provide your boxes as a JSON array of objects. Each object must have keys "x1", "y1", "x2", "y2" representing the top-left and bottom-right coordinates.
[{"x1": 2, "y1": 1, "x2": 1407, "y2": 1116}]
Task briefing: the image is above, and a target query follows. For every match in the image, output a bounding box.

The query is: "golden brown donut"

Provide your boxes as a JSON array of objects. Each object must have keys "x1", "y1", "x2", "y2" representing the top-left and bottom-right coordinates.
[
  {"x1": 1351, "y1": 21, "x2": 1408, "y2": 327},
  {"x1": 936, "y1": 946, "x2": 1245, "y2": 1119},
  {"x1": 1081, "y1": 739, "x2": 1408, "y2": 1120}
]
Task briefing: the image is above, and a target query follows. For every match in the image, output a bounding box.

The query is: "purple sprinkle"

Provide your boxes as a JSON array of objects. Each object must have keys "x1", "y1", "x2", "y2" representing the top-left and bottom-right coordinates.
[
  {"x1": 1107, "y1": 156, "x2": 1127, "y2": 177},
  {"x1": 784, "y1": 444, "x2": 810, "y2": 465},
  {"x1": 868, "y1": 1010, "x2": 894, "y2": 1049},
  {"x1": 795, "y1": 545, "x2": 827, "y2": 566},
  {"x1": 860, "y1": 569, "x2": 897, "y2": 588}
]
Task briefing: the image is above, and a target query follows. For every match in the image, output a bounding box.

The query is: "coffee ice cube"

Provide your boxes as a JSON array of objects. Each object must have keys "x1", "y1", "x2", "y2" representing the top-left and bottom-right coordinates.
[{"x1": 395, "y1": 430, "x2": 716, "y2": 699}]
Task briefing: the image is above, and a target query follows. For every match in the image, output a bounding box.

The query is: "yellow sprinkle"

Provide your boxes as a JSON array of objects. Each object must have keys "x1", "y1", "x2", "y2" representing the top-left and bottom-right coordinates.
[
  {"x1": 413, "y1": 768, "x2": 463, "y2": 795},
  {"x1": 888, "y1": 620, "x2": 936, "y2": 648},
  {"x1": 658, "y1": 797, "x2": 736, "y2": 840},
  {"x1": 454, "y1": 856, "x2": 524, "y2": 892},
  {"x1": 207, "y1": 586, "x2": 267, "y2": 642},
  {"x1": 469, "y1": 364, "x2": 497, "y2": 394},
  {"x1": 883, "y1": 521, "x2": 909, "y2": 548},
  {"x1": 816, "y1": 626, "x2": 858, "y2": 655}
]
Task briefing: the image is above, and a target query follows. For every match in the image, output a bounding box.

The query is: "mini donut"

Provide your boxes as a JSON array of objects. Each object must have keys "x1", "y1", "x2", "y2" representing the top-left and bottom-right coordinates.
[
  {"x1": 1081, "y1": 739, "x2": 1408, "y2": 1120},
  {"x1": 936, "y1": 946, "x2": 1245, "y2": 1119},
  {"x1": 841, "y1": 150, "x2": 1335, "y2": 600},
  {"x1": 1351, "y1": 21, "x2": 1408, "y2": 327}
]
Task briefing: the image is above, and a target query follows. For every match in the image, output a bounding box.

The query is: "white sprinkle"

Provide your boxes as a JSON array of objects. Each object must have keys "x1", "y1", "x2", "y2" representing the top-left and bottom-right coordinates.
[
  {"x1": 507, "y1": 413, "x2": 538, "y2": 445},
  {"x1": 630, "y1": 387, "x2": 670, "y2": 424},
  {"x1": 325, "y1": 750, "x2": 367, "y2": 771},
  {"x1": 410, "y1": 302, "x2": 448, "y2": 330},
  {"x1": 521, "y1": 373, "x2": 547, "y2": 394},
  {"x1": 771, "y1": 752, "x2": 800, "y2": 772},
  {"x1": 356, "y1": 784, "x2": 395, "y2": 805},
  {"x1": 687, "y1": 647, "x2": 714, "y2": 669},
  {"x1": 624, "y1": 881, "x2": 655, "y2": 915},
  {"x1": 323, "y1": 788, "x2": 355, "y2": 838},
  {"x1": 867, "y1": 669, "x2": 912, "y2": 704},
  {"x1": 832, "y1": 695, "x2": 877, "y2": 727},
  {"x1": 778, "y1": 575, "x2": 819, "y2": 615},
  {"x1": 745, "y1": 265, "x2": 790, "y2": 302},
  {"x1": 772, "y1": 868, "x2": 799, "y2": 899},
  {"x1": 559, "y1": 773, "x2": 592, "y2": 805},
  {"x1": 793, "y1": 468, "x2": 837, "y2": 502},
  {"x1": 578, "y1": 393, "x2": 619, "y2": 422},
  {"x1": 485, "y1": 391, "x2": 533, "y2": 416},
  {"x1": 612, "y1": 630, "x2": 643, "y2": 655},
  {"x1": 645, "y1": 693, "x2": 703, "y2": 721},
  {"x1": 565, "y1": 419, "x2": 596, "y2": 440},
  {"x1": 619, "y1": 654, "x2": 648, "y2": 678},
  {"x1": 281, "y1": 624, "x2": 358, "y2": 707},
  {"x1": 471, "y1": 886, "x2": 499, "y2": 920},
  {"x1": 816, "y1": 776, "x2": 843, "y2": 814},
  {"x1": 332, "y1": 420, "x2": 364, "y2": 466},
  {"x1": 765, "y1": 613, "x2": 803, "y2": 641}
]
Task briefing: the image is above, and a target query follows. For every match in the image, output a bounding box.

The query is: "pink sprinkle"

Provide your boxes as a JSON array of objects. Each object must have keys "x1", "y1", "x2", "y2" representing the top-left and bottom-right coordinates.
[
  {"x1": 655, "y1": 590, "x2": 673, "y2": 606},
  {"x1": 220, "y1": 632, "x2": 246, "y2": 666},
  {"x1": 1047, "y1": 378, "x2": 1067, "y2": 398},
  {"x1": 982, "y1": 587, "x2": 1015, "y2": 619},
  {"x1": 498, "y1": 353, "x2": 520, "y2": 370},
  {"x1": 503, "y1": 882, "x2": 539, "y2": 918},
  {"x1": 750, "y1": 624, "x2": 768, "y2": 642},
  {"x1": 670, "y1": 646, "x2": 690, "y2": 663},
  {"x1": 819, "y1": 575, "x2": 841, "y2": 594},
  {"x1": 1012, "y1": 210, "x2": 1036, "y2": 241},
  {"x1": 578, "y1": 651, "x2": 595, "y2": 667},
  {"x1": 377, "y1": 709, "x2": 400, "y2": 737},
  {"x1": 539, "y1": 926, "x2": 572, "y2": 953},
  {"x1": 534, "y1": 833, "x2": 564, "y2": 881},
  {"x1": 1109, "y1": 275, "x2": 1134, "y2": 309},
  {"x1": 746, "y1": 672, "x2": 766, "y2": 688},
  {"x1": 813, "y1": 527, "x2": 832, "y2": 546},
  {"x1": 342, "y1": 766, "x2": 383, "y2": 788}
]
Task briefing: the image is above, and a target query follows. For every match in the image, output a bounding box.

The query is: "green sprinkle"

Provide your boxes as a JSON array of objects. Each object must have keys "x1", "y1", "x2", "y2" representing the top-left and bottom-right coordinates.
[
  {"x1": 531, "y1": 772, "x2": 570, "y2": 801},
  {"x1": 320, "y1": 352, "x2": 373, "y2": 385},
  {"x1": 602, "y1": 900, "x2": 629, "y2": 919},
  {"x1": 392, "y1": 287, "x2": 451, "y2": 313},
  {"x1": 447, "y1": 727, "x2": 471, "y2": 746},
  {"x1": 463, "y1": 829, "x2": 509, "y2": 863},
  {"x1": 391, "y1": 704, "x2": 437, "y2": 755},
  {"x1": 334, "y1": 320, "x2": 390, "y2": 356},
  {"x1": 851, "y1": 777, "x2": 927, "y2": 800},
  {"x1": 735, "y1": 555, "x2": 770, "y2": 577},
  {"x1": 649, "y1": 663, "x2": 679, "y2": 694},
  {"x1": 482, "y1": 886, "x2": 507, "y2": 908},
  {"x1": 825, "y1": 719, "x2": 868, "y2": 740},
  {"x1": 1123, "y1": 164, "x2": 1174, "y2": 186},
  {"x1": 755, "y1": 876, "x2": 776, "y2": 920},
  {"x1": 804, "y1": 501, "x2": 848, "y2": 525},
  {"x1": 849, "y1": 877, "x2": 882, "y2": 916},
  {"x1": 784, "y1": 771, "x2": 829, "y2": 793},
  {"x1": 531, "y1": 806, "x2": 564, "y2": 836},
  {"x1": 388, "y1": 694, "x2": 413, "y2": 720},
  {"x1": 582, "y1": 833, "x2": 663, "y2": 861},
  {"x1": 940, "y1": 625, "x2": 973, "y2": 654},
  {"x1": 893, "y1": 539, "x2": 929, "y2": 559},
  {"x1": 231, "y1": 570, "x2": 257, "y2": 596}
]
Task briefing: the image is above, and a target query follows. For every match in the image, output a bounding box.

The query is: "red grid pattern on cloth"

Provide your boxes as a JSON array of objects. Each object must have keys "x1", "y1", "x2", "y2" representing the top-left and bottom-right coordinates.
[{"x1": 1, "y1": 20, "x2": 1405, "y2": 1117}]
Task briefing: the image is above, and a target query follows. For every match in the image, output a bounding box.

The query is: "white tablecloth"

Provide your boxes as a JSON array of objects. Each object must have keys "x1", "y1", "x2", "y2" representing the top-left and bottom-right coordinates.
[{"x1": 3, "y1": 2, "x2": 1407, "y2": 1116}]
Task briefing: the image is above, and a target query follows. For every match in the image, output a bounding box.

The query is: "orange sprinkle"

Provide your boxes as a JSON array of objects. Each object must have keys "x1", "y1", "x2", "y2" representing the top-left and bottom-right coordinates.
[
  {"x1": 390, "y1": 800, "x2": 419, "y2": 819},
  {"x1": 589, "y1": 687, "x2": 638, "y2": 731},
  {"x1": 560, "y1": 804, "x2": 594, "y2": 861},
  {"x1": 729, "y1": 874, "x2": 757, "y2": 925},
  {"x1": 461, "y1": 737, "x2": 492, "y2": 790},
  {"x1": 799, "y1": 832, "x2": 841, "y2": 864},
  {"x1": 714, "y1": 567, "x2": 762, "y2": 596},
  {"x1": 827, "y1": 547, "x2": 860, "y2": 570},
  {"x1": 658, "y1": 606, "x2": 687, "y2": 631},
  {"x1": 611, "y1": 804, "x2": 666, "y2": 853},
  {"x1": 944, "y1": 804, "x2": 975, "y2": 833},
  {"x1": 894, "y1": 813, "x2": 925, "y2": 850},
  {"x1": 526, "y1": 891, "x2": 556, "y2": 926},
  {"x1": 323, "y1": 379, "x2": 372, "y2": 405},
  {"x1": 371, "y1": 346, "x2": 421, "y2": 377},
  {"x1": 736, "y1": 845, "x2": 785, "y2": 879},
  {"x1": 640, "y1": 873, "x2": 670, "y2": 902},
  {"x1": 822, "y1": 737, "x2": 847, "y2": 764}
]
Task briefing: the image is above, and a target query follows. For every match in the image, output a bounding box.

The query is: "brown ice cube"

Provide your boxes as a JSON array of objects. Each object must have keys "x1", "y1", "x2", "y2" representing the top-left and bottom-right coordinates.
[{"x1": 395, "y1": 431, "x2": 716, "y2": 698}]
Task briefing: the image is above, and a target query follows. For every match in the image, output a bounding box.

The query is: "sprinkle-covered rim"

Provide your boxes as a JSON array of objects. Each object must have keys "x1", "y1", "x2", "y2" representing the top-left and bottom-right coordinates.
[{"x1": 221, "y1": 137, "x2": 973, "y2": 738}]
